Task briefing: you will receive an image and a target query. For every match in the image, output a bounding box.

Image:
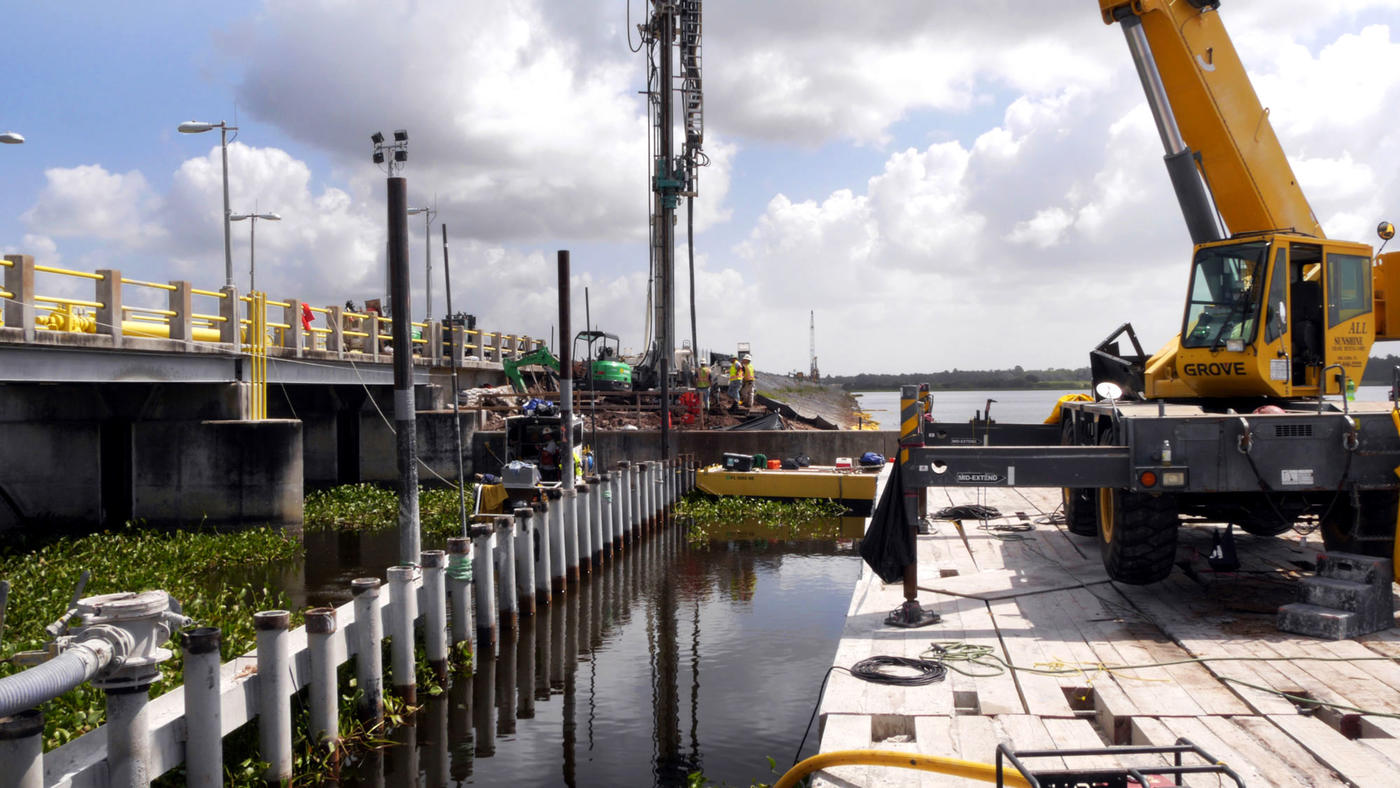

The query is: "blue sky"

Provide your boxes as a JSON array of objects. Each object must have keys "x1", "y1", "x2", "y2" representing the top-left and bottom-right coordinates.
[{"x1": 5, "y1": 1, "x2": 1400, "y2": 374}]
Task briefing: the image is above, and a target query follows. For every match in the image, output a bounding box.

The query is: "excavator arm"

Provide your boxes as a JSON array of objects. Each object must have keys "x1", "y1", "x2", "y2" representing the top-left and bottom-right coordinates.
[
  {"x1": 1101, "y1": 0, "x2": 1323, "y2": 240},
  {"x1": 502, "y1": 347, "x2": 560, "y2": 394}
]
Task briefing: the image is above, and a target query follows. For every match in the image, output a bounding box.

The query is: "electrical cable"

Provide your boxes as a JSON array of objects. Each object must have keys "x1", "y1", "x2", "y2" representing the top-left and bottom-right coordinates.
[
  {"x1": 849, "y1": 654, "x2": 948, "y2": 687},
  {"x1": 934, "y1": 505, "x2": 1002, "y2": 521},
  {"x1": 792, "y1": 654, "x2": 950, "y2": 767}
]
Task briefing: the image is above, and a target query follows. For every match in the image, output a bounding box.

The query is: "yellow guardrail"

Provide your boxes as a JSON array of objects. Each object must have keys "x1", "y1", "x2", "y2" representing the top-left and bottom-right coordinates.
[{"x1": 3, "y1": 254, "x2": 545, "y2": 380}]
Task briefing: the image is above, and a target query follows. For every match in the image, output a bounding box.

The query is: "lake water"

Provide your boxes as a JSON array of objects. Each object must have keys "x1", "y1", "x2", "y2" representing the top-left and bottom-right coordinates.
[
  {"x1": 853, "y1": 385, "x2": 1396, "y2": 429},
  {"x1": 273, "y1": 521, "x2": 862, "y2": 786}
]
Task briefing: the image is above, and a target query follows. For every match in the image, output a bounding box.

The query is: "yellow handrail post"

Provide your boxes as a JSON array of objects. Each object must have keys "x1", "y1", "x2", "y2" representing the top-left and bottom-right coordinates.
[
  {"x1": 96, "y1": 268, "x2": 122, "y2": 348},
  {"x1": 168, "y1": 281, "x2": 193, "y2": 348},
  {"x1": 3, "y1": 254, "x2": 35, "y2": 342},
  {"x1": 244, "y1": 291, "x2": 269, "y2": 420}
]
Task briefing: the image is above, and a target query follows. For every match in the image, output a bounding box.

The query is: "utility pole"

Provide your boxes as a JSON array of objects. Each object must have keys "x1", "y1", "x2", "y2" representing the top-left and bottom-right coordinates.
[{"x1": 372, "y1": 129, "x2": 419, "y2": 565}]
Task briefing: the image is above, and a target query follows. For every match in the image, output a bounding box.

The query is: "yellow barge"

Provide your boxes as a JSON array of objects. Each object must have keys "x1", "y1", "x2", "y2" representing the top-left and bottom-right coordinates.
[{"x1": 695, "y1": 465, "x2": 880, "y2": 514}]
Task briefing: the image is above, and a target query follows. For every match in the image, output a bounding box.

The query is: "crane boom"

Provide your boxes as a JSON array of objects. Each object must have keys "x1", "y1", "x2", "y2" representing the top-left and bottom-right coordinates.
[{"x1": 1102, "y1": 0, "x2": 1323, "y2": 239}]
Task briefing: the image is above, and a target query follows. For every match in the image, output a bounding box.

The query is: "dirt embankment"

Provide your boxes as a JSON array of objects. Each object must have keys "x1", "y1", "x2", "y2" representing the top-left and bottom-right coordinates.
[{"x1": 753, "y1": 371, "x2": 862, "y2": 429}]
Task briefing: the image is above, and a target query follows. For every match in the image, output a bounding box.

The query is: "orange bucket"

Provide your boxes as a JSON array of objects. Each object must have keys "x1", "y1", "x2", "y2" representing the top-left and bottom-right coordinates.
[{"x1": 767, "y1": 459, "x2": 781, "y2": 470}]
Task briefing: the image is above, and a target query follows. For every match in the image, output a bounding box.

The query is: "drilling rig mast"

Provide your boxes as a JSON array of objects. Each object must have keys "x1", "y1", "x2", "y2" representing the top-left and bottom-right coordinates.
[{"x1": 638, "y1": 0, "x2": 705, "y2": 458}]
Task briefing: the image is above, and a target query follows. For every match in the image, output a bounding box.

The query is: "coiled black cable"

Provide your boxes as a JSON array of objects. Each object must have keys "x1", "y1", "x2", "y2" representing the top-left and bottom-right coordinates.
[
  {"x1": 933, "y1": 504, "x2": 1002, "y2": 521},
  {"x1": 848, "y1": 655, "x2": 948, "y2": 687}
]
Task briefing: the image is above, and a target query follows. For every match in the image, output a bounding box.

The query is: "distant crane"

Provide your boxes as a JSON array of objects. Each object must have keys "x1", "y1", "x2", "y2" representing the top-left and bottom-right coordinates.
[{"x1": 809, "y1": 310, "x2": 820, "y2": 382}]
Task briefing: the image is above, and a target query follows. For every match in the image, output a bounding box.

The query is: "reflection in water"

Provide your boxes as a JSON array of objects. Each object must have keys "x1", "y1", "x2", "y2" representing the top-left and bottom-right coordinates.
[{"x1": 326, "y1": 514, "x2": 857, "y2": 787}]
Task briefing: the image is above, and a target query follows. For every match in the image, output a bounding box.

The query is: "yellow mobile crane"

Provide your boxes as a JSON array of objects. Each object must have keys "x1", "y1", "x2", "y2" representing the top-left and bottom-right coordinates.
[
  {"x1": 1095, "y1": 0, "x2": 1400, "y2": 400},
  {"x1": 902, "y1": 0, "x2": 1400, "y2": 598}
]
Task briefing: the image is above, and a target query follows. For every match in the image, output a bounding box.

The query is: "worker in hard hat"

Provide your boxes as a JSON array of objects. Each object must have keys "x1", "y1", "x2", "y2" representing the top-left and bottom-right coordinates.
[
  {"x1": 740, "y1": 355, "x2": 756, "y2": 408},
  {"x1": 697, "y1": 361, "x2": 712, "y2": 409},
  {"x1": 727, "y1": 357, "x2": 742, "y2": 401}
]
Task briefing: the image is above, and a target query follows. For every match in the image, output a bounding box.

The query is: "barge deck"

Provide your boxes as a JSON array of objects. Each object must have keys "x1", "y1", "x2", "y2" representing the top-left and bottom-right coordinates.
[{"x1": 816, "y1": 484, "x2": 1400, "y2": 787}]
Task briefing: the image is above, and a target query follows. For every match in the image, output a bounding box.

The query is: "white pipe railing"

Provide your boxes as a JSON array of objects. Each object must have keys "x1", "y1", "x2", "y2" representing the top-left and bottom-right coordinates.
[{"x1": 15, "y1": 455, "x2": 699, "y2": 786}]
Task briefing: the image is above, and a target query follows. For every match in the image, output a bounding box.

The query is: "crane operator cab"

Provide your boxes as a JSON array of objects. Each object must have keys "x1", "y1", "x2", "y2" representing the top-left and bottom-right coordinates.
[{"x1": 1164, "y1": 233, "x2": 1377, "y2": 399}]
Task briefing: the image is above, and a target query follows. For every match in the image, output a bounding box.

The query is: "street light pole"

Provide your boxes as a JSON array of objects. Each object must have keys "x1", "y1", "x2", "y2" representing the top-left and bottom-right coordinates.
[
  {"x1": 230, "y1": 212, "x2": 281, "y2": 293},
  {"x1": 178, "y1": 120, "x2": 240, "y2": 288},
  {"x1": 408, "y1": 207, "x2": 436, "y2": 321}
]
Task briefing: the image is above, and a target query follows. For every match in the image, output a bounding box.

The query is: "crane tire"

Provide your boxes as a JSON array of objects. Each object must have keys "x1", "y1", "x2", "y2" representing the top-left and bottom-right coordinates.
[
  {"x1": 1097, "y1": 487, "x2": 1179, "y2": 585},
  {"x1": 1062, "y1": 487, "x2": 1098, "y2": 537},
  {"x1": 1060, "y1": 419, "x2": 1096, "y2": 536},
  {"x1": 1321, "y1": 490, "x2": 1398, "y2": 559}
]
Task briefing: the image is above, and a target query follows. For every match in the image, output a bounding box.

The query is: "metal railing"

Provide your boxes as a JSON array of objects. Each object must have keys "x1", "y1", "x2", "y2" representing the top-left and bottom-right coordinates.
[
  {"x1": 0, "y1": 253, "x2": 545, "y2": 366},
  {"x1": 5, "y1": 457, "x2": 696, "y2": 785}
]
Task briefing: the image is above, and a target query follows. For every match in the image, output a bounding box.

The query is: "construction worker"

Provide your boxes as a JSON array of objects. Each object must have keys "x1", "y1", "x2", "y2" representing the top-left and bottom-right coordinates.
[
  {"x1": 727, "y1": 357, "x2": 742, "y2": 401},
  {"x1": 740, "y1": 355, "x2": 756, "y2": 407},
  {"x1": 709, "y1": 361, "x2": 724, "y2": 409},
  {"x1": 697, "y1": 361, "x2": 711, "y2": 409}
]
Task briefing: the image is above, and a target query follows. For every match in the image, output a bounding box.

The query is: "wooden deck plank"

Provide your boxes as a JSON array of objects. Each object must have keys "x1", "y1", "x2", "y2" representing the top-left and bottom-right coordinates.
[
  {"x1": 1267, "y1": 713, "x2": 1400, "y2": 788},
  {"x1": 815, "y1": 714, "x2": 872, "y2": 788},
  {"x1": 997, "y1": 715, "x2": 1066, "y2": 771},
  {"x1": 1008, "y1": 588, "x2": 1141, "y2": 738},
  {"x1": 946, "y1": 598, "x2": 1026, "y2": 716},
  {"x1": 986, "y1": 596, "x2": 1078, "y2": 717}
]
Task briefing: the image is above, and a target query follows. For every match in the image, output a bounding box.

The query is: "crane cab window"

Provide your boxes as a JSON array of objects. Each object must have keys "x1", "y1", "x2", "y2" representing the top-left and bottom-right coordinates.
[
  {"x1": 1264, "y1": 248, "x2": 1288, "y2": 343},
  {"x1": 1182, "y1": 242, "x2": 1267, "y2": 349},
  {"x1": 1327, "y1": 252, "x2": 1371, "y2": 326}
]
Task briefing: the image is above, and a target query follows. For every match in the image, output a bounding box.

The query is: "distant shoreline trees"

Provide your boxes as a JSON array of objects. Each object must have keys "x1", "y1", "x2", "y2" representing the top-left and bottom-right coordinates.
[
  {"x1": 826, "y1": 352, "x2": 1400, "y2": 391},
  {"x1": 823, "y1": 365, "x2": 1091, "y2": 391}
]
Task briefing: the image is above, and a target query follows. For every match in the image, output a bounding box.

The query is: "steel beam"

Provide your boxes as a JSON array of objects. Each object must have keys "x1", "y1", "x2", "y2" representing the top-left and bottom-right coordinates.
[{"x1": 904, "y1": 445, "x2": 1132, "y2": 488}]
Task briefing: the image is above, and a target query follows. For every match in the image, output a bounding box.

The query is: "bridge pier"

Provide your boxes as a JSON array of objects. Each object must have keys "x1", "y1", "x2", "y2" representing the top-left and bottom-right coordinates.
[{"x1": 0, "y1": 382, "x2": 302, "y2": 532}]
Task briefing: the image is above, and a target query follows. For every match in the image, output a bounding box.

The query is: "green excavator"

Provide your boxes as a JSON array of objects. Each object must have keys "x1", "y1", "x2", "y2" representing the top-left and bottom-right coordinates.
[{"x1": 501, "y1": 331, "x2": 633, "y2": 394}]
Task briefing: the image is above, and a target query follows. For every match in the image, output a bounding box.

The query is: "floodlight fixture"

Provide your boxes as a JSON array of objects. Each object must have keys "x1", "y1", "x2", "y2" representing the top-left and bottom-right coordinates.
[
  {"x1": 1, "y1": 132, "x2": 26, "y2": 144},
  {"x1": 177, "y1": 119, "x2": 240, "y2": 287},
  {"x1": 370, "y1": 127, "x2": 409, "y2": 174},
  {"x1": 229, "y1": 210, "x2": 282, "y2": 292}
]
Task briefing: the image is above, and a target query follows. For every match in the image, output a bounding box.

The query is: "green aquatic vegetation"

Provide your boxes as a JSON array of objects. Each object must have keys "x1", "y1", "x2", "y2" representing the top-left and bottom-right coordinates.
[
  {"x1": 304, "y1": 483, "x2": 474, "y2": 540},
  {"x1": 673, "y1": 493, "x2": 848, "y2": 544},
  {"x1": 0, "y1": 524, "x2": 300, "y2": 749}
]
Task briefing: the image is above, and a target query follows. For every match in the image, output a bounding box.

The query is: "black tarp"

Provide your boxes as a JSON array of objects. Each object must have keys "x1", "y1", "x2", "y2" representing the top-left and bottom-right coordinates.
[
  {"x1": 859, "y1": 465, "x2": 915, "y2": 584},
  {"x1": 721, "y1": 412, "x2": 786, "y2": 431}
]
